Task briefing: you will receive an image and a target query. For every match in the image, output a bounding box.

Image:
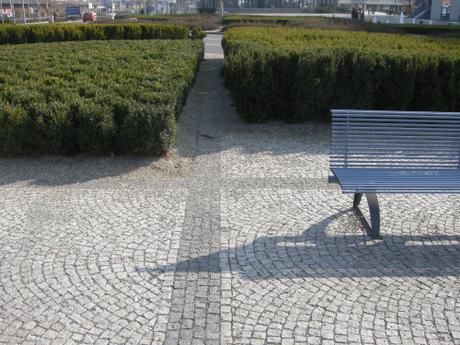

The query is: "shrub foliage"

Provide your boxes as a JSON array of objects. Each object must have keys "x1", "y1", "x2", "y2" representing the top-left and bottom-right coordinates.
[
  {"x1": 222, "y1": 15, "x2": 460, "y2": 37},
  {"x1": 222, "y1": 15, "x2": 351, "y2": 29},
  {"x1": 0, "y1": 23, "x2": 202, "y2": 45},
  {"x1": 115, "y1": 14, "x2": 219, "y2": 31},
  {"x1": 222, "y1": 27, "x2": 460, "y2": 122},
  {"x1": 0, "y1": 40, "x2": 203, "y2": 154}
]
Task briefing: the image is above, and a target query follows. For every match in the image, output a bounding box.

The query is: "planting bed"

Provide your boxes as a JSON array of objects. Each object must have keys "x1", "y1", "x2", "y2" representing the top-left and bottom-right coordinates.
[
  {"x1": 116, "y1": 14, "x2": 220, "y2": 31},
  {"x1": 0, "y1": 23, "x2": 203, "y2": 45},
  {"x1": 222, "y1": 15, "x2": 350, "y2": 28},
  {"x1": 222, "y1": 15, "x2": 460, "y2": 36},
  {"x1": 222, "y1": 27, "x2": 460, "y2": 122},
  {"x1": 0, "y1": 39, "x2": 203, "y2": 155}
]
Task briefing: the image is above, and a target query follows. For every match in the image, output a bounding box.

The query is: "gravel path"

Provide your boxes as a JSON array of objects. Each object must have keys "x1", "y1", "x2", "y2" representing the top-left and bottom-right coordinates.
[{"x1": 0, "y1": 34, "x2": 459, "y2": 345}]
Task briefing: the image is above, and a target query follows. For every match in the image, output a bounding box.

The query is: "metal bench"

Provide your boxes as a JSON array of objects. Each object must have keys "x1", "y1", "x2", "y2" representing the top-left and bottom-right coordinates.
[{"x1": 330, "y1": 109, "x2": 460, "y2": 239}]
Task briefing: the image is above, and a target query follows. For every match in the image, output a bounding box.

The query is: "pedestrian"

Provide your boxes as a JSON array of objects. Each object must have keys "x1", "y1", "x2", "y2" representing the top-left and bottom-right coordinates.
[
  {"x1": 360, "y1": 8, "x2": 365, "y2": 21},
  {"x1": 351, "y1": 6, "x2": 358, "y2": 19}
]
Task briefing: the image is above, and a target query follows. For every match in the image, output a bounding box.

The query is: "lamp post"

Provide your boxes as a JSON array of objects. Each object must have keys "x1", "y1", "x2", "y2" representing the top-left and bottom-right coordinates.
[
  {"x1": 0, "y1": 0, "x2": 4, "y2": 24},
  {"x1": 27, "y1": 0, "x2": 31, "y2": 21},
  {"x1": 9, "y1": 0, "x2": 14, "y2": 22},
  {"x1": 21, "y1": 0, "x2": 26, "y2": 23}
]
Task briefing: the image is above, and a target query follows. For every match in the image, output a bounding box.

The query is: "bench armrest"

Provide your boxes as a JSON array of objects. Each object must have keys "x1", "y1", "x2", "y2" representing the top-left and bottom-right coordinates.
[{"x1": 328, "y1": 174, "x2": 339, "y2": 184}]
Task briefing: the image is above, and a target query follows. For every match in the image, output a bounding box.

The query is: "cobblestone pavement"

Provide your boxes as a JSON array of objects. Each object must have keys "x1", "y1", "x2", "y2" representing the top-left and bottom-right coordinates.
[{"x1": 0, "y1": 34, "x2": 460, "y2": 345}]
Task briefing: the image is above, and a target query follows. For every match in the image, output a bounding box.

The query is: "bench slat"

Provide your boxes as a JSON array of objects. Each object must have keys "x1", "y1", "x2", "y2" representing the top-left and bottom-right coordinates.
[
  {"x1": 332, "y1": 109, "x2": 460, "y2": 117},
  {"x1": 330, "y1": 109, "x2": 460, "y2": 194}
]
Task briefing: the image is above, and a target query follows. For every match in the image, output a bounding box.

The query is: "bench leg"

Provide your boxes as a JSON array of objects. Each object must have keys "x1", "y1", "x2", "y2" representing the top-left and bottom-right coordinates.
[
  {"x1": 353, "y1": 193, "x2": 363, "y2": 208},
  {"x1": 352, "y1": 192, "x2": 381, "y2": 239}
]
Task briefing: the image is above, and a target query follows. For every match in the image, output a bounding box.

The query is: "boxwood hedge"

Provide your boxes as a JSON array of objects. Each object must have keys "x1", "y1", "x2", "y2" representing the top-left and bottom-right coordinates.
[
  {"x1": 0, "y1": 23, "x2": 203, "y2": 45},
  {"x1": 115, "y1": 13, "x2": 219, "y2": 31},
  {"x1": 222, "y1": 15, "x2": 460, "y2": 37},
  {"x1": 383, "y1": 23, "x2": 460, "y2": 36},
  {"x1": 222, "y1": 27, "x2": 460, "y2": 122},
  {"x1": 0, "y1": 39, "x2": 203, "y2": 155},
  {"x1": 222, "y1": 15, "x2": 350, "y2": 27}
]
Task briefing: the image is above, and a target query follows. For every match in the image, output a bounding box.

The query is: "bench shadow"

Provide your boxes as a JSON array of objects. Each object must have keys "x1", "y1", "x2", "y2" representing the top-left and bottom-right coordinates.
[{"x1": 137, "y1": 209, "x2": 460, "y2": 278}]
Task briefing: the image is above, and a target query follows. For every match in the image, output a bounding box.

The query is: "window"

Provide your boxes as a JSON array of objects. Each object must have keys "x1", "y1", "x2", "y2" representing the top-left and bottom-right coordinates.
[{"x1": 441, "y1": 0, "x2": 451, "y2": 20}]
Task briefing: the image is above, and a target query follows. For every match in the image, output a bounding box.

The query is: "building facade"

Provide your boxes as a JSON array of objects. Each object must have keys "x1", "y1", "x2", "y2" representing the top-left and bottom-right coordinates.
[
  {"x1": 430, "y1": 0, "x2": 460, "y2": 20},
  {"x1": 338, "y1": 0, "x2": 410, "y2": 14}
]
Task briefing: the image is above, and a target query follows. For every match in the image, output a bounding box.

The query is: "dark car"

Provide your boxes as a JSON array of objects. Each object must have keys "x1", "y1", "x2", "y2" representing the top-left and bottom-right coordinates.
[{"x1": 82, "y1": 12, "x2": 97, "y2": 22}]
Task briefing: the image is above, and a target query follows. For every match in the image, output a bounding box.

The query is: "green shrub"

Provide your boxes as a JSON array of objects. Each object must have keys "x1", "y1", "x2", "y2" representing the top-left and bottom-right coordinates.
[
  {"x1": 356, "y1": 23, "x2": 460, "y2": 37},
  {"x1": 336, "y1": 4, "x2": 350, "y2": 13},
  {"x1": 385, "y1": 23, "x2": 460, "y2": 35},
  {"x1": 315, "y1": 5, "x2": 336, "y2": 13},
  {"x1": 198, "y1": 7, "x2": 216, "y2": 14},
  {"x1": 222, "y1": 15, "x2": 460, "y2": 37},
  {"x1": 115, "y1": 13, "x2": 219, "y2": 31},
  {"x1": 190, "y1": 26, "x2": 207, "y2": 39},
  {"x1": 222, "y1": 15, "x2": 351, "y2": 28},
  {"x1": 222, "y1": 27, "x2": 460, "y2": 122},
  {"x1": 0, "y1": 23, "x2": 204, "y2": 45},
  {"x1": 0, "y1": 39, "x2": 204, "y2": 155}
]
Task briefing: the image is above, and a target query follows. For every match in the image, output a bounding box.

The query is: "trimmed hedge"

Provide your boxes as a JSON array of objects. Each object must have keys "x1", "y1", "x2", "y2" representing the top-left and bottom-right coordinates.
[
  {"x1": 115, "y1": 13, "x2": 219, "y2": 31},
  {"x1": 223, "y1": 15, "x2": 460, "y2": 37},
  {"x1": 0, "y1": 39, "x2": 204, "y2": 155},
  {"x1": 222, "y1": 27, "x2": 460, "y2": 122},
  {"x1": 222, "y1": 15, "x2": 350, "y2": 28},
  {"x1": 0, "y1": 23, "x2": 204, "y2": 45},
  {"x1": 384, "y1": 23, "x2": 460, "y2": 36}
]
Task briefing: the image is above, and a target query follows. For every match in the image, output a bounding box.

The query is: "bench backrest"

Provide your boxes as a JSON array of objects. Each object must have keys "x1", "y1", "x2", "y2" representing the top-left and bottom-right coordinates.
[{"x1": 330, "y1": 110, "x2": 460, "y2": 170}]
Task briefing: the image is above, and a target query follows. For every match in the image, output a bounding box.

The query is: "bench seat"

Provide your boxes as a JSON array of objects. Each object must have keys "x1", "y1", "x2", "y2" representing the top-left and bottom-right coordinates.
[{"x1": 332, "y1": 168, "x2": 460, "y2": 194}]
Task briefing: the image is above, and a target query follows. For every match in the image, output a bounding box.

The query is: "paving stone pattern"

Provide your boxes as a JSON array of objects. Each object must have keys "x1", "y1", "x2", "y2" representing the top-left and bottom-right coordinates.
[{"x1": 0, "y1": 34, "x2": 459, "y2": 345}]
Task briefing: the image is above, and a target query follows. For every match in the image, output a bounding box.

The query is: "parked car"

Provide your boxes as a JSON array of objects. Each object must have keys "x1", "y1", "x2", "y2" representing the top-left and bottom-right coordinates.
[{"x1": 82, "y1": 12, "x2": 97, "y2": 21}]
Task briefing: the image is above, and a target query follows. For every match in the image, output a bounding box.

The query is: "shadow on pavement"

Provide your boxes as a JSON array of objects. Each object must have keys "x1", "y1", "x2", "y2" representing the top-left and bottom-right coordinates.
[
  {"x1": 0, "y1": 59, "x2": 329, "y2": 186},
  {"x1": 137, "y1": 209, "x2": 460, "y2": 278},
  {"x1": 0, "y1": 156, "x2": 162, "y2": 186}
]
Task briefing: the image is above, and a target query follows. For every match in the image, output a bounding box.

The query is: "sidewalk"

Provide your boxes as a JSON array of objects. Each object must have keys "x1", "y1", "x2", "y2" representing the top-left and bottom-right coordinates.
[{"x1": 0, "y1": 34, "x2": 458, "y2": 345}]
